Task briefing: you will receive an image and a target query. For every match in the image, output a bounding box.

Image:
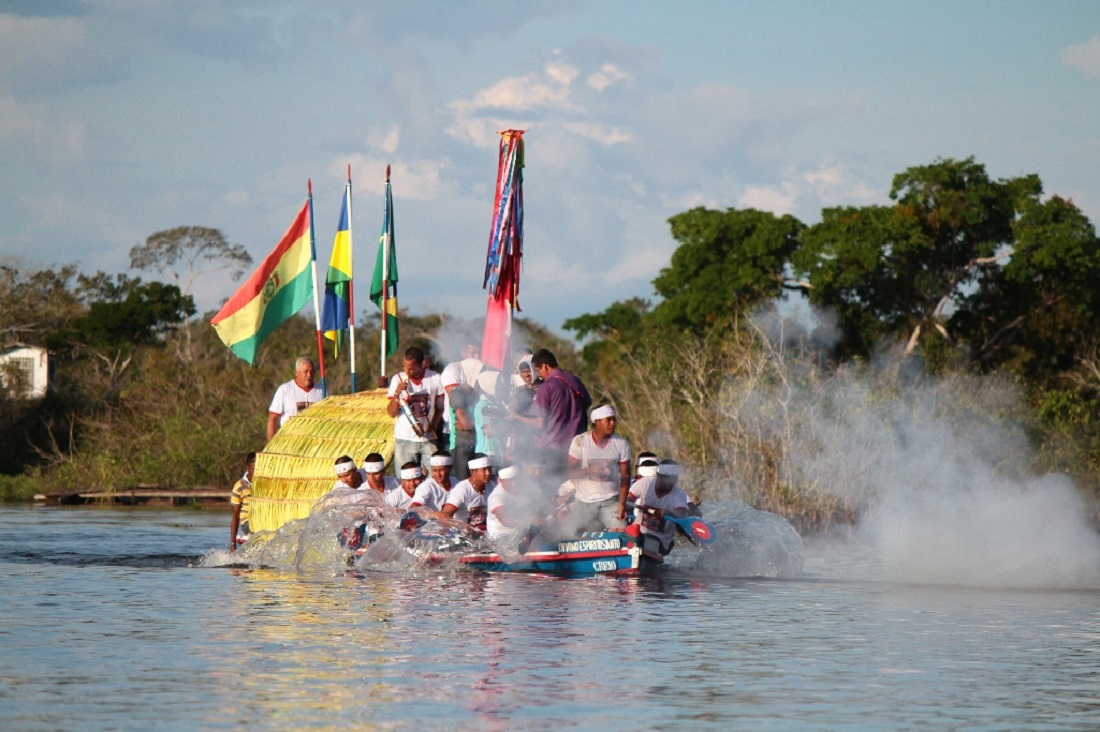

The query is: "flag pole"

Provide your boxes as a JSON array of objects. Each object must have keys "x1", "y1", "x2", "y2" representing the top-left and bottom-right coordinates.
[
  {"x1": 307, "y1": 179, "x2": 328, "y2": 398},
  {"x1": 347, "y1": 164, "x2": 358, "y2": 393},
  {"x1": 379, "y1": 164, "x2": 391, "y2": 386}
]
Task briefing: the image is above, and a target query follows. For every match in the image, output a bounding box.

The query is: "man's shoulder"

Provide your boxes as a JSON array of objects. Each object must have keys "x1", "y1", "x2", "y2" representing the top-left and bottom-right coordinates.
[{"x1": 440, "y1": 362, "x2": 461, "y2": 385}]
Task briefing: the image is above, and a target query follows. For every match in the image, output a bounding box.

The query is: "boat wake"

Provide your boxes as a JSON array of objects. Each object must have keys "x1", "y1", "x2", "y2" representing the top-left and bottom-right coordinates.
[{"x1": 201, "y1": 491, "x2": 804, "y2": 579}]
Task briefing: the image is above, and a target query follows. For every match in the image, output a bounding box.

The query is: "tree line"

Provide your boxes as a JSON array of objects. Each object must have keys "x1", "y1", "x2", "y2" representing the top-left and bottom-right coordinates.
[
  {"x1": 2, "y1": 157, "x2": 1098, "y2": 530},
  {"x1": 563, "y1": 157, "x2": 1100, "y2": 529}
]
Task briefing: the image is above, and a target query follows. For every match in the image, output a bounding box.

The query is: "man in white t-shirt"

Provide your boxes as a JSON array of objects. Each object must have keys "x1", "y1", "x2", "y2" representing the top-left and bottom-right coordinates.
[
  {"x1": 628, "y1": 459, "x2": 690, "y2": 554},
  {"x1": 561, "y1": 405, "x2": 631, "y2": 536},
  {"x1": 486, "y1": 463, "x2": 525, "y2": 549},
  {"x1": 440, "y1": 343, "x2": 485, "y2": 480},
  {"x1": 267, "y1": 357, "x2": 324, "y2": 440},
  {"x1": 386, "y1": 346, "x2": 445, "y2": 476},
  {"x1": 440, "y1": 452, "x2": 495, "y2": 532},
  {"x1": 429, "y1": 451, "x2": 458, "y2": 490},
  {"x1": 360, "y1": 452, "x2": 399, "y2": 497},
  {"x1": 331, "y1": 455, "x2": 365, "y2": 491},
  {"x1": 385, "y1": 462, "x2": 448, "y2": 512}
]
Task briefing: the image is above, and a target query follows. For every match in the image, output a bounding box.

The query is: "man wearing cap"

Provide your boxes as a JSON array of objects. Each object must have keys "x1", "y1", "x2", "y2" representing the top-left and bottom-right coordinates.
[
  {"x1": 386, "y1": 461, "x2": 448, "y2": 512},
  {"x1": 562, "y1": 404, "x2": 632, "y2": 535},
  {"x1": 440, "y1": 452, "x2": 495, "y2": 532},
  {"x1": 386, "y1": 346, "x2": 445, "y2": 477},
  {"x1": 628, "y1": 458, "x2": 690, "y2": 554},
  {"x1": 267, "y1": 357, "x2": 323, "y2": 440},
  {"x1": 429, "y1": 450, "x2": 457, "y2": 490},
  {"x1": 331, "y1": 455, "x2": 365, "y2": 491}
]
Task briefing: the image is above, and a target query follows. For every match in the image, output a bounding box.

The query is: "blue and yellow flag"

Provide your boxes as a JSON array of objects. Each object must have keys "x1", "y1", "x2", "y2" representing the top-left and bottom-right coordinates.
[{"x1": 321, "y1": 185, "x2": 352, "y2": 355}]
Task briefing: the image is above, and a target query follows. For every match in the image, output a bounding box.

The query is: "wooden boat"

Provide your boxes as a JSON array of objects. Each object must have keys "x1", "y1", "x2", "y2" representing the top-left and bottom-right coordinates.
[{"x1": 459, "y1": 526, "x2": 666, "y2": 577}]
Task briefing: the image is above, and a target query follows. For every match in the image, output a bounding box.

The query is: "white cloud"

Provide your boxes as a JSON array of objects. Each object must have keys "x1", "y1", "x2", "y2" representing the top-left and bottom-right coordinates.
[
  {"x1": 0, "y1": 14, "x2": 88, "y2": 79},
  {"x1": 466, "y1": 61, "x2": 578, "y2": 113},
  {"x1": 560, "y1": 121, "x2": 632, "y2": 145},
  {"x1": 1060, "y1": 35, "x2": 1100, "y2": 79},
  {"x1": 333, "y1": 155, "x2": 454, "y2": 201},
  {"x1": 222, "y1": 189, "x2": 249, "y2": 206},
  {"x1": 0, "y1": 95, "x2": 86, "y2": 164},
  {"x1": 736, "y1": 163, "x2": 882, "y2": 218},
  {"x1": 587, "y1": 63, "x2": 630, "y2": 91},
  {"x1": 367, "y1": 125, "x2": 400, "y2": 155},
  {"x1": 447, "y1": 58, "x2": 583, "y2": 146},
  {"x1": 738, "y1": 183, "x2": 798, "y2": 215}
]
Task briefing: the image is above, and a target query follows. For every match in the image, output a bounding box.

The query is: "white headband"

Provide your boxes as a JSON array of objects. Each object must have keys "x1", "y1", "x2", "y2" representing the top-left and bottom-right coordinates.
[
  {"x1": 363, "y1": 460, "x2": 386, "y2": 474},
  {"x1": 468, "y1": 456, "x2": 491, "y2": 470},
  {"x1": 400, "y1": 466, "x2": 423, "y2": 480},
  {"x1": 657, "y1": 463, "x2": 679, "y2": 477},
  {"x1": 590, "y1": 405, "x2": 615, "y2": 422},
  {"x1": 334, "y1": 460, "x2": 356, "y2": 475},
  {"x1": 498, "y1": 465, "x2": 517, "y2": 480},
  {"x1": 430, "y1": 455, "x2": 454, "y2": 467},
  {"x1": 638, "y1": 464, "x2": 659, "y2": 478}
]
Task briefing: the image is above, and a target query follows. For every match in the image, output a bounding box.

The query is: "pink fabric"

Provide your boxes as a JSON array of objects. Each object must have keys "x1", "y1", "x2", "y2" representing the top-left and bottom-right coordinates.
[{"x1": 481, "y1": 294, "x2": 512, "y2": 370}]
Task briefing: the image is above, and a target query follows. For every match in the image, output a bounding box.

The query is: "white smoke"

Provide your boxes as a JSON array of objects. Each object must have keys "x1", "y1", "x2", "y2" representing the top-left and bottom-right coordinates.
[{"x1": 748, "y1": 313, "x2": 1100, "y2": 589}]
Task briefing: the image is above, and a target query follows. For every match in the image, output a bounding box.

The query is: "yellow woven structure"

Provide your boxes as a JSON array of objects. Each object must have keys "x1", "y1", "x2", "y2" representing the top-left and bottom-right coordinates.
[{"x1": 249, "y1": 389, "x2": 395, "y2": 532}]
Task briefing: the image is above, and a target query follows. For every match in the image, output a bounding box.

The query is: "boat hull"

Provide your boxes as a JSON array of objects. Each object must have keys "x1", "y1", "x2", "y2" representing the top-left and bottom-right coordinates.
[{"x1": 459, "y1": 531, "x2": 664, "y2": 577}]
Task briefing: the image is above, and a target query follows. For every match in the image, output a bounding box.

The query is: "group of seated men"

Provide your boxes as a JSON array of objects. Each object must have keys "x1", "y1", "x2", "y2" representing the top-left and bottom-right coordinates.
[{"x1": 329, "y1": 404, "x2": 697, "y2": 554}]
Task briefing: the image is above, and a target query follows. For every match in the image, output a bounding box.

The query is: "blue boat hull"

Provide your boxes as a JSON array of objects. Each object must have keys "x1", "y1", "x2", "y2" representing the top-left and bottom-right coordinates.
[{"x1": 459, "y1": 531, "x2": 664, "y2": 577}]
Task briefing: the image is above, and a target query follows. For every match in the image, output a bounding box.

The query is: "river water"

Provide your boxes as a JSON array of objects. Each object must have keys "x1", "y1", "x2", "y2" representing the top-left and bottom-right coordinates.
[{"x1": 1, "y1": 504, "x2": 1098, "y2": 731}]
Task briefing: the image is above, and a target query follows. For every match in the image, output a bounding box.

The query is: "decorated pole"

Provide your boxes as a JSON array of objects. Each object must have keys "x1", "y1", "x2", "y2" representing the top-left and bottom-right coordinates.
[
  {"x1": 307, "y1": 179, "x2": 328, "y2": 397},
  {"x1": 481, "y1": 129, "x2": 525, "y2": 370},
  {"x1": 347, "y1": 164, "x2": 358, "y2": 393}
]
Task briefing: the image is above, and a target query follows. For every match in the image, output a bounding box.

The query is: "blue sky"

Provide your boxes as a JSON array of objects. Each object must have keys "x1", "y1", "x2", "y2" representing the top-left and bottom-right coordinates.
[{"x1": 1, "y1": 0, "x2": 1098, "y2": 341}]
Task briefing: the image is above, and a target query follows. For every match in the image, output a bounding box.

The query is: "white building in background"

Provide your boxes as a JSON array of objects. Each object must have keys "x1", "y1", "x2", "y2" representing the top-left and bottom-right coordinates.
[{"x1": 0, "y1": 345, "x2": 49, "y2": 399}]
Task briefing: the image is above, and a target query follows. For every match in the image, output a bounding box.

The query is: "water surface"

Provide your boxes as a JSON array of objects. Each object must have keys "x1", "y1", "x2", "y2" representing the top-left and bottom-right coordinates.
[{"x1": 1, "y1": 506, "x2": 1097, "y2": 730}]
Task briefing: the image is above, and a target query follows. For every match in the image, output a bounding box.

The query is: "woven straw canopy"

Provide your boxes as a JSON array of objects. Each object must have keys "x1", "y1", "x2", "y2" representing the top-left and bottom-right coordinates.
[{"x1": 249, "y1": 389, "x2": 395, "y2": 533}]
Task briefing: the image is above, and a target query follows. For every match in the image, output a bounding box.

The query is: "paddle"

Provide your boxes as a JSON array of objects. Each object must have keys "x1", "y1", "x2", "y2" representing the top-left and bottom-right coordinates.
[
  {"x1": 627, "y1": 501, "x2": 718, "y2": 545},
  {"x1": 663, "y1": 514, "x2": 718, "y2": 544}
]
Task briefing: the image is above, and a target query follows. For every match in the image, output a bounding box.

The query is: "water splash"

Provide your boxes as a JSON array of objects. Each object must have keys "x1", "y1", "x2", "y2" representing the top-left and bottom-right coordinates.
[{"x1": 669, "y1": 501, "x2": 805, "y2": 579}]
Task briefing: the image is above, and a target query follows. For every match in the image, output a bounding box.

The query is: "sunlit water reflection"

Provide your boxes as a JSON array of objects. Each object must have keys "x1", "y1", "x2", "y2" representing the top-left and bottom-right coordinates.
[{"x1": 1, "y1": 506, "x2": 1097, "y2": 730}]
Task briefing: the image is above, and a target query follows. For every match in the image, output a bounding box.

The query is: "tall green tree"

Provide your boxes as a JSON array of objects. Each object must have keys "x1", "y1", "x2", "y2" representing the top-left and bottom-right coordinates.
[
  {"x1": 652, "y1": 207, "x2": 804, "y2": 331},
  {"x1": 792, "y1": 157, "x2": 1042, "y2": 362},
  {"x1": 130, "y1": 226, "x2": 252, "y2": 296}
]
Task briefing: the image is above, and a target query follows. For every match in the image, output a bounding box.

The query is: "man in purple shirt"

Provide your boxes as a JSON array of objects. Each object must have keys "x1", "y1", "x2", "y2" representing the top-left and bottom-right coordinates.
[{"x1": 510, "y1": 348, "x2": 591, "y2": 491}]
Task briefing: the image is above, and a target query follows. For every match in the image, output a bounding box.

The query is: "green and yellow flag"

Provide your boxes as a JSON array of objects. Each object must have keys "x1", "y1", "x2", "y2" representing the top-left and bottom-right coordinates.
[{"x1": 370, "y1": 171, "x2": 398, "y2": 360}]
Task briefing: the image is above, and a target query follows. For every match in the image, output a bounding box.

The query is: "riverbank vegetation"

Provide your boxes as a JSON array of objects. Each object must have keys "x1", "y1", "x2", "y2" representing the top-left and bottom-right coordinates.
[{"x1": 3, "y1": 157, "x2": 1099, "y2": 530}]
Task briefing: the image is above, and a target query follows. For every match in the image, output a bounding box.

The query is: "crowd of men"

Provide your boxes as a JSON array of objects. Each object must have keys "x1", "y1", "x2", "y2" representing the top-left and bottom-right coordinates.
[{"x1": 235, "y1": 347, "x2": 695, "y2": 554}]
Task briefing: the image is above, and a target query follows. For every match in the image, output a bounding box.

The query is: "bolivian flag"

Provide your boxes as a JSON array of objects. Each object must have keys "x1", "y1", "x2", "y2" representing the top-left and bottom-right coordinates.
[{"x1": 211, "y1": 202, "x2": 313, "y2": 365}]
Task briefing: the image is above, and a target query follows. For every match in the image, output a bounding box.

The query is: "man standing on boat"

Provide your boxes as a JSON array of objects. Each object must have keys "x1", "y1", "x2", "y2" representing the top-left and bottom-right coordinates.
[
  {"x1": 628, "y1": 458, "x2": 690, "y2": 554},
  {"x1": 386, "y1": 347, "x2": 445, "y2": 476},
  {"x1": 440, "y1": 342, "x2": 485, "y2": 480},
  {"x1": 267, "y1": 357, "x2": 323, "y2": 440},
  {"x1": 563, "y1": 404, "x2": 632, "y2": 535},
  {"x1": 509, "y1": 349, "x2": 591, "y2": 488}
]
